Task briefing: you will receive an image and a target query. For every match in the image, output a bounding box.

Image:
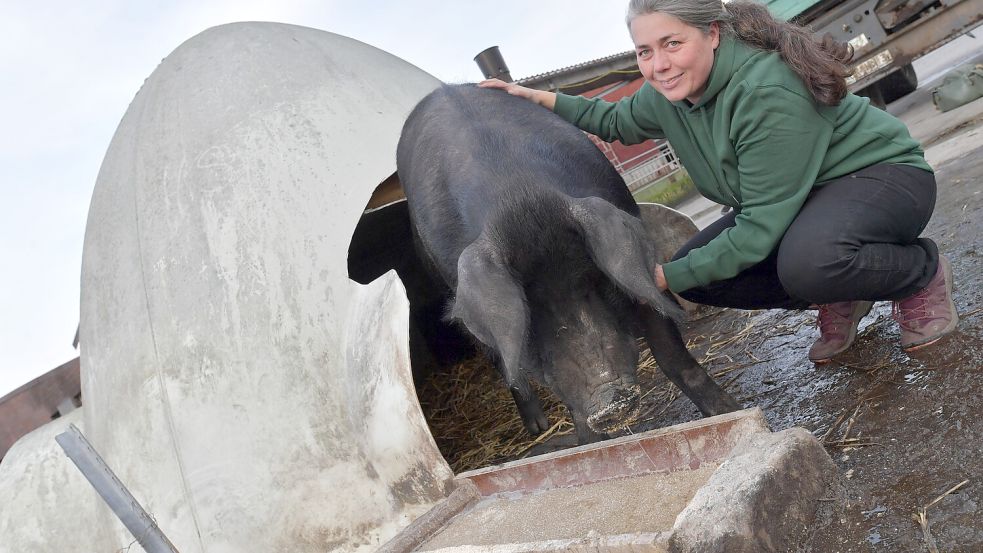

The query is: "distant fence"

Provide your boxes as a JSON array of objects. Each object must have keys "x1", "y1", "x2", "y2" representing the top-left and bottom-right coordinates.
[{"x1": 621, "y1": 141, "x2": 681, "y2": 192}]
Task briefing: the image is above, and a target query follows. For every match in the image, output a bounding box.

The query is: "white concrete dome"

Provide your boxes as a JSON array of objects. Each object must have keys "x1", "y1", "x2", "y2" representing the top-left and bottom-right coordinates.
[{"x1": 0, "y1": 22, "x2": 450, "y2": 553}]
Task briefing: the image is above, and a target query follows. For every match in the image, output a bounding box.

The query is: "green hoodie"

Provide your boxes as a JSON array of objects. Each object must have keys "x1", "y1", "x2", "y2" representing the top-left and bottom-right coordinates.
[{"x1": 553, "y1": 35, "x2": 932, "y2": 294}]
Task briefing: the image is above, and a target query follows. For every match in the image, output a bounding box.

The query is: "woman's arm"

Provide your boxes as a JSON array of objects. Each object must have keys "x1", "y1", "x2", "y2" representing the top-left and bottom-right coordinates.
[{"x1": 480, "y1": 79, "x2": 665, "y2": 145}]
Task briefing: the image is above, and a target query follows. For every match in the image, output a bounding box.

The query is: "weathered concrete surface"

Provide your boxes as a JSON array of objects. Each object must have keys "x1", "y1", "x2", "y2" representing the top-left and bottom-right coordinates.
[
  {"x1": 0, "y1": 410, "x2": 115, "y2": 552},
  {"x1": 669, "y1": 428, "x2": 837, "y2": 553},
  {"x1": 380, "y1": 480, "x2": 483, "y2": 553},
  {"x1": 0, "y1": 22, "x2": 456, "y2": 553}
]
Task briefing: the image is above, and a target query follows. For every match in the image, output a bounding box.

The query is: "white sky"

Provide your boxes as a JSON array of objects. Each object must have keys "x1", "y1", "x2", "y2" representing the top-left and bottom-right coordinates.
[{"x1": 0, "y1": 1, "x2": 636, "y2": 397}]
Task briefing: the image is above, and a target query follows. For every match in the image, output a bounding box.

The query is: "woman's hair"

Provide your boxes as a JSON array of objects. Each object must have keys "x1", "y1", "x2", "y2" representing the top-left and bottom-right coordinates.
[{"x1": 626, "y1": 0, "x2": 853, "y2": 106}]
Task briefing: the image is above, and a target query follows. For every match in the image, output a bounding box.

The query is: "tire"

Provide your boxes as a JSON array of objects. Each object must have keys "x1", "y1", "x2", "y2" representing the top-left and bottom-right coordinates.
[
  {"x1": 879, "y1": 63, "x2": 919, "y2": 104},
  {"x1": 857, "y1": 83, "x2": 887, "y2": 110}
]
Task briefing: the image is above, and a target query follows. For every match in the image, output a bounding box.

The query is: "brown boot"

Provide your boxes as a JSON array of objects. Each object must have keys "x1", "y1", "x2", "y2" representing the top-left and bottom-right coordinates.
[
  {"x1": 893, "y1": 255, "x2": 959, "y2": 351},
  {"x1": 809, "y1": 300, "x2": 874, "y2": 363}
]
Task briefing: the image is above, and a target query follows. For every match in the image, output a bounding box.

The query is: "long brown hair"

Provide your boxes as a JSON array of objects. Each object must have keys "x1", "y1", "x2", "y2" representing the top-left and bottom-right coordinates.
[{"x1": 627, "y1": 0, "x2": 853, "y2": 106}]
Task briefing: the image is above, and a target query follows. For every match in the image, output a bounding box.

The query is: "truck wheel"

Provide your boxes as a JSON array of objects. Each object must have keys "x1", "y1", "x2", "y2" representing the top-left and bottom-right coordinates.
[
  {"x1": 857, "y1": 83, "x2": 887, "y2": 109},
  {"x1": 879, "y1": 63, "x2": 918, "y2": 104}
]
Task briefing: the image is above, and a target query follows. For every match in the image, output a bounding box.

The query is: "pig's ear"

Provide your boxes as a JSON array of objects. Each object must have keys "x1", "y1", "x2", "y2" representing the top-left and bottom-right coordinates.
[
  {"x1": 569, "y1": 196, "x2": 680, "y2": 316},
  {"x1": 449, "y1": 240, "x2": 534, "y2": 400}
]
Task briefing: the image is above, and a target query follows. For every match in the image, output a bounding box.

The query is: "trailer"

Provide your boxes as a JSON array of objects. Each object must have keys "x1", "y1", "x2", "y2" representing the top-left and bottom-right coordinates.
[{"x1": 764, "y1": 0, "x2": 983, "y2": 106}]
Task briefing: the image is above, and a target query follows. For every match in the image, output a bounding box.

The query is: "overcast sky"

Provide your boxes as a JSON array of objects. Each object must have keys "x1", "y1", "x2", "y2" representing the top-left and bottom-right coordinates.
[{"x1": 0, "y1": 1, "x2": 637, "y2": 397}]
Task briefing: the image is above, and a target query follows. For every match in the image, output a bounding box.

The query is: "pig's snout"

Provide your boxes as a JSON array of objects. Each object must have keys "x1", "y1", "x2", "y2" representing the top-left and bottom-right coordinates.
[{"x1": 586, "y1": 382, "x2": 642, "y2": 433}]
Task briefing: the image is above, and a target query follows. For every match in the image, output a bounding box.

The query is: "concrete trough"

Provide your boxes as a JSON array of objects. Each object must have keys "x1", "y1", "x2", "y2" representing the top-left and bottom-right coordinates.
[{"x1": 381, "y1": 408, "x2": 837, "y2": 553}]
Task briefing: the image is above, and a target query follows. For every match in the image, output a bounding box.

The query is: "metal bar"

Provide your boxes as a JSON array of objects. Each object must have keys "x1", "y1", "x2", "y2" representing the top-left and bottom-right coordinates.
[{"x1": 55, "y1": 423, "x2": 180, "y2": 553}]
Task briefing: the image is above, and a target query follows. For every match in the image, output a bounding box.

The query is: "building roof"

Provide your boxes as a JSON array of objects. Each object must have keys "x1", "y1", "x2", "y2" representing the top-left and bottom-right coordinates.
[{"x1": 518, "y1": 51, "x2": 640, "y2": 95}]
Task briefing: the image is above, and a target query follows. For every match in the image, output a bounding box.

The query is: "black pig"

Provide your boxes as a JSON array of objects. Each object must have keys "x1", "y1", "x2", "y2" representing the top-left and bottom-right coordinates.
[{"x1": 396, "y1": 84, "x2": 739, "y2": 443}]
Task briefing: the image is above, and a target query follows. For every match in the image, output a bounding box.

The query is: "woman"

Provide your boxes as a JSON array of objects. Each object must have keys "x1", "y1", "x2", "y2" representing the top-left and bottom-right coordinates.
[{"x1": 479, "y1": 0, "x2": 958, "y2": 363}]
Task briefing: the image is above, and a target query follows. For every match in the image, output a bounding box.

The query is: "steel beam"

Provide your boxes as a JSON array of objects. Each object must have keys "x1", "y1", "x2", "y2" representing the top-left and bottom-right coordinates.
[{"x1": 55, "y1": 424, "x2": 180, "y2": 553}]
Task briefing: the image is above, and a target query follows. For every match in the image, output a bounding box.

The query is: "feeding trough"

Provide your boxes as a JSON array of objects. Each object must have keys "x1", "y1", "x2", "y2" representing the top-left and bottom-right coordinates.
[{"x1": 382, "y1": 408, "x2": 837, "y2": 553}]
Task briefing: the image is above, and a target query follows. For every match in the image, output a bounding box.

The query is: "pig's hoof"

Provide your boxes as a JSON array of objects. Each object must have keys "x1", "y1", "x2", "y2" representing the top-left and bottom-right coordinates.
[
  {"x1": 523, "y1": 412, "x2": 551, "y2": 435},
  {"x1": 700, "y1": 402, "x2": 742, "y2": 417},
  {"x1": 700, "y1": 394, "x2": 743, "y2": 417}
]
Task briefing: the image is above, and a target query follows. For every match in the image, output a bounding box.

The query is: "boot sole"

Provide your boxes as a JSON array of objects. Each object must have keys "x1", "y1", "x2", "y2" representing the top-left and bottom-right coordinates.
[
  {"x1": 902, "y1": 256, "x2": 959, "y2": 352},
  {"x1": 809, "y1": 301, "x2": 875, "y2": 363}
]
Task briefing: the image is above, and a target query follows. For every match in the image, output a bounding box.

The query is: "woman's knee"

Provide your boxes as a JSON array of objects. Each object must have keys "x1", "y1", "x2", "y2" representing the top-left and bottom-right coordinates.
[{"x1": 776, "y1": 245, "x2": 852, "y2": 303}]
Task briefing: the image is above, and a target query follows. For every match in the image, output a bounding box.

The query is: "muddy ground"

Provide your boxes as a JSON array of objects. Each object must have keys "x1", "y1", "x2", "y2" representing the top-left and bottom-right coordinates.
[{"x1": 419, "y1": 41, "x2": 983, "y2": 552}]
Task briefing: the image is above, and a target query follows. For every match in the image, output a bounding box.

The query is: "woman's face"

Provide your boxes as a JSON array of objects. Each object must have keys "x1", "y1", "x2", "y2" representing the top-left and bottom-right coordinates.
[{"x1": 629, "y1": 12, "x2": 720, "y2": 104}]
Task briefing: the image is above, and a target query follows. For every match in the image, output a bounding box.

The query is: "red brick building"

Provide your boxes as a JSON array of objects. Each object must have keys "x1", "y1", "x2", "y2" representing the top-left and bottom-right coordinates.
[{"x1": 0, "y1": 357, "x2": 81, "y2": 461}]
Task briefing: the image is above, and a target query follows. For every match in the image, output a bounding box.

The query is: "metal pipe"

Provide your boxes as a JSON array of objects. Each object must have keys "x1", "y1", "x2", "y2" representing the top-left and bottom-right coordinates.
[
  {"x1": 474, "y1": 46, "x2": 514, "y2": 82},
  {"x1": 55, "y1": 423, "x2": 180, "y2": 553}
]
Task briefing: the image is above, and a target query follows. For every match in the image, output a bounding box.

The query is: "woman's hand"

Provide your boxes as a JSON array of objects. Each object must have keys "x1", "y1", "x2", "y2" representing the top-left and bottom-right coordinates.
[
  {"x1": 478, "y1": 79, "x2": 557, "y2": 110},
  {"x1": 478, "y1": 78, "x2": 535, "y2": 99},
  {"x1": 655, "y1": 264, "x2": 668, "y2": 292}
]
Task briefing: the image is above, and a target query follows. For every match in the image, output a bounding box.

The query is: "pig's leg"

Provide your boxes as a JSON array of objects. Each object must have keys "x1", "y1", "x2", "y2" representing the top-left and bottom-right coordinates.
[
  {"x1": 509, "y1": 387, "x2": 550, "y2": 436},
  {"x1": 640, "y1": 309, "x2": 742, "y2": 416}
]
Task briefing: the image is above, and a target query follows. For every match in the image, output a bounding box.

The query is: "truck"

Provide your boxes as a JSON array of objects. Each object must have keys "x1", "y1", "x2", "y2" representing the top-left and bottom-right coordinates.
[{"x1": 763, "y1": 0, "x2": 983, "y2": 106}]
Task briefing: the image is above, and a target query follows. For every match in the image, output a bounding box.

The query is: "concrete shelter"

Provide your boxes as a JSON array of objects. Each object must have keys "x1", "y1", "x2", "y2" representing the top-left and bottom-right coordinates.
[{"x1": 0, "y1": 22, "x2": 453, "y2": 553}]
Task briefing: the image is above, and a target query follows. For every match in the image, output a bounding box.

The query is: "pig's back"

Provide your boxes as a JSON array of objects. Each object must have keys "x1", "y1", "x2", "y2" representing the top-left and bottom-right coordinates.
[{"x1": 396, "y1": 84, "x2": 637, "y2": 277}]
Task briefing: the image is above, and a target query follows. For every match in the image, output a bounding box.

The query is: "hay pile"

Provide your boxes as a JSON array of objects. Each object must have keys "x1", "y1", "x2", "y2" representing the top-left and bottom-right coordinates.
[
  {"x1": 416, "y1": 356, "x2": 573, "y2": 473},
  {"x1": 416, "y1": 341, "x2": 681, "y2": 473}
]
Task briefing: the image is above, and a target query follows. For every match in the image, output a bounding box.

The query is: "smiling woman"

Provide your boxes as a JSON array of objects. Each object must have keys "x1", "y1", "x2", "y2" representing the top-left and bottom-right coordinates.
[
  {"x1": 629, "y1": 11, "x2": 719, "y2": 104},
  {"x1": 478, "y1": 0, "x2": 958, "y2": 364}
]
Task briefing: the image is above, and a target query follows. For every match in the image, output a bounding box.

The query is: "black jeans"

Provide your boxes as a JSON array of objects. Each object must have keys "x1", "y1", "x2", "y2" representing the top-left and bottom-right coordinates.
[{"x1": 675, "y1": 164, "x2": 938, "y2": 310}]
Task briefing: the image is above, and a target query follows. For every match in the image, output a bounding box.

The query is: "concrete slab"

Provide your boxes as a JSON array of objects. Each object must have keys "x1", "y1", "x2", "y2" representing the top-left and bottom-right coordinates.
[
  {"x1": 381, "y1": 408, "x2": 837, "y2": 553},
  {"x1": 669, "y1": 427, "x2": 837, "y2": 553}
]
